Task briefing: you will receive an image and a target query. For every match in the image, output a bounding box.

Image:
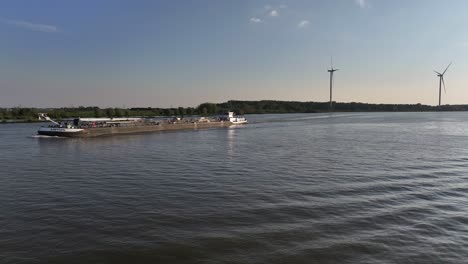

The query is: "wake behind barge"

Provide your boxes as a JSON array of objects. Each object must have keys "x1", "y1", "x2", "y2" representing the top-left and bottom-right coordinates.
[{"x1": 37, "y1": 112, "x2": 247, "y2": 138}]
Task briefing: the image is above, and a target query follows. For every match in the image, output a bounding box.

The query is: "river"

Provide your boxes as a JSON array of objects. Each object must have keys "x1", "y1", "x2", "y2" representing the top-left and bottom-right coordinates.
[{"x1": 1, "y1": 112, "x2": 468, "y2": 263}]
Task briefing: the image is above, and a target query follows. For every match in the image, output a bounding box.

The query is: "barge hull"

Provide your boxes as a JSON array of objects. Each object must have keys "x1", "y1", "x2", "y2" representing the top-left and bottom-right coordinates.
[
  {"x1": 38, "y1": 131, "x2": 86, "y2": 137},
  {"x1": 39, "y1": 121, "x2": 232, "y2": 138}
]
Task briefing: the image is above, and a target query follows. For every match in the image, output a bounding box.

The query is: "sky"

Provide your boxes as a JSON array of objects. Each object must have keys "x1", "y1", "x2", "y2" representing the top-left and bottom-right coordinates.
[{"x1": 1, "y1": 0, "x2": 468, "y2": 107}]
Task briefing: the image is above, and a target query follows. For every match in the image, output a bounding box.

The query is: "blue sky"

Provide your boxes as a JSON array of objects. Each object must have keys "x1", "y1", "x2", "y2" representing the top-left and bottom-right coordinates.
[{"x1": 1, "y1": 0, "x2": 468, "y2": 107}]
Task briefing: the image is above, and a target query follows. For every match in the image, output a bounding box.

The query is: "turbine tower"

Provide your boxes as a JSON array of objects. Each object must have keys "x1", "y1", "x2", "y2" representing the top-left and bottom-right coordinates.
[
  {"x1": 328, "y1": 58, "x2": 339, "y2": 111},
  {"x1": 434, "y1": 62, "x2": 452, "y2": 106}
]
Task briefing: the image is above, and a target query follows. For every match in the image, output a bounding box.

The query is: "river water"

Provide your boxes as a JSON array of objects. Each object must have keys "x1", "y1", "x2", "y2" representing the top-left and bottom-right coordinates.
[{"x1": 1, "y1": 112, "x2": 468, "y2": 264}]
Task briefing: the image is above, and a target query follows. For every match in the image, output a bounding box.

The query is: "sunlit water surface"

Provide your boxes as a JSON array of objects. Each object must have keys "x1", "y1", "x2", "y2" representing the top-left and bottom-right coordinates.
[{"x1": 1, "y1": 112, "x2": 468, "y2": 263}]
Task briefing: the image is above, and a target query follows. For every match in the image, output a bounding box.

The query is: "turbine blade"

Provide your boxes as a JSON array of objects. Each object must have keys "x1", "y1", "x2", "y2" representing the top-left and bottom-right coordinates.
[
  {"x1": 442, "y1": 62, "x2": 452, "y2": 75},
  {"x1": 442, "y1": 77, "x2": 446, "y2": 94},
  {"x1": 331, "y1": 56, "x2": 333, "y2": 69},
  {"x1": 434, "y1": 70, "x2": 441, "y2": 75}
]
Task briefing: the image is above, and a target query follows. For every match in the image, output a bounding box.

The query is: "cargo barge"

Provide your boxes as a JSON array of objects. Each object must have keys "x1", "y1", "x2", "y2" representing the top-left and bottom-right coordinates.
[{"x1": 37, "y1": 112, "x2": 247, "y2": 138}]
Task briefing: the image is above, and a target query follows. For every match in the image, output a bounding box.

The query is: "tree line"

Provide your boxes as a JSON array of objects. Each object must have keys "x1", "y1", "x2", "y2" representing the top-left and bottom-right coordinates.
[
  {"x1": 0, "y1": 105, "x2": 209, "y2": 121},
  {"x1": 2, "y1": 101, "x2": 468, "y2": 121}
]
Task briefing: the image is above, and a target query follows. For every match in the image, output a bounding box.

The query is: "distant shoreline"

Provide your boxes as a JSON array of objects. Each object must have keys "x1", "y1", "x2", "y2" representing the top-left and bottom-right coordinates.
[
  {"x1": 2, "y1": 100, "x2": 468, "y2": 122},
  {"x1": 1, "y1": 110, "x2": 468, "y2": 124}
]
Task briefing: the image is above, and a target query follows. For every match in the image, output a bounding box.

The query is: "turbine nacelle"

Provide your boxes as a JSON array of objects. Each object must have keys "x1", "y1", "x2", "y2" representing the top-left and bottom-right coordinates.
[
  {"x1": 434, "y1": 62, "x2": 452, "y2": 77},
  {"x1": 328, "y1": 57, "x2": 339, "y2": 73}
]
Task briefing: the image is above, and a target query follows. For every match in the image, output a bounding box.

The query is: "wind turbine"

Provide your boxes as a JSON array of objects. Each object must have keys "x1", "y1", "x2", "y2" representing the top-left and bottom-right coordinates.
[
  {"x1": 434, "y1": 62, "x2": 452, "y2": 106},
  {"x1": 328, "y1": 58, "x2": 339, "y2": 111}
]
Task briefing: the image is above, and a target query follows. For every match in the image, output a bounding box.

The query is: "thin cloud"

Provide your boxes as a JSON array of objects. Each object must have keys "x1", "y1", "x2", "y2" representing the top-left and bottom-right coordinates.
[
  {"x1": 5, "y1": 19, "x2": 58, "y2": 33},
  {"x1": 270, "y1": 10, "x2": 279, "y2": 17},
  {"x1": 355, "y1": 0, "x2": 367, "y2": 8},
  {"x1": 457, "y1": 41, "x2": 468, "y2": 47},
  {"x1": 298, "y1": 20, "x2": 310, "y2": 28},
  {"x1": 279, "y1": 4, "x2": 287, "y2": 9},
  {"x1": 250, "y1": 17, "x2": 263, "y2": 23}
]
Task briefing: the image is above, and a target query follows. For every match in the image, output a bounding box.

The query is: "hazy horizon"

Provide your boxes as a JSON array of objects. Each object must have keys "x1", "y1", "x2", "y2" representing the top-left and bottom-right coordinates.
[
  {"x1": 0, "y1": 99, "x2": 464, "y2": 110},
  {"x1": 2, "y1": 0, "x2": 468, "y2": 108}
]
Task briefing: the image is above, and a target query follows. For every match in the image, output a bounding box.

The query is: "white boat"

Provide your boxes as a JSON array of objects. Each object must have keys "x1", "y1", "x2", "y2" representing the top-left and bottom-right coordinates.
[
  {"x1": 37, "y1": 126, "x2": 85, "y2": 136},
  {"x1": 37, "y1": 113, "x2": 85, "y2": 136},
  {"x1": 226, "y1": 112, "x2": 247, "y2": 125}
]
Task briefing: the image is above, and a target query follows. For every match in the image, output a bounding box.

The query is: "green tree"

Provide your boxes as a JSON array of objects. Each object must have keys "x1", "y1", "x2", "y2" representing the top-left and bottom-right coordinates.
[
  {"x1": 163, "y1": 108, "x2": 174, "y2": 116},
  {"x1": 94, "y1": 108, "x2": 104, "y2": 117},
  {"x1": 105, "y1": 108, "x2": 115, "y2": 117},
  {"x1": 114, "y1": 108, "x2": 123, "y2": 117},
  {"x1": 178, "y1": 107, "x2": 186, "y2": 116},
  {"x1": 198, "y1": 103, "x2": 218, "y2": 115}
]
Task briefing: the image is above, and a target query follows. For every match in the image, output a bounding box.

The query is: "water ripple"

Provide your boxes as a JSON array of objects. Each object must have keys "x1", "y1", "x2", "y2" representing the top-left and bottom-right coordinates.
[{"x1": 2, "y1": 113, "x2": 468, "y2": 263}]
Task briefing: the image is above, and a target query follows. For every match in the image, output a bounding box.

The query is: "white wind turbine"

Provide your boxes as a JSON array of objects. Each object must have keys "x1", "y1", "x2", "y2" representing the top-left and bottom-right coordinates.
[
  {"x1": 328, "y1": 58, "x2": 339, "y2": 110},
  {"x1": 434, "y1": 62, "x2": 452, "y2": 106}
]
